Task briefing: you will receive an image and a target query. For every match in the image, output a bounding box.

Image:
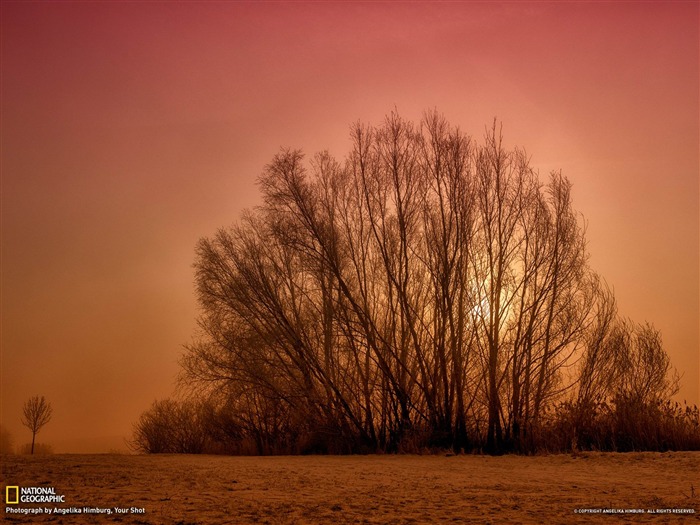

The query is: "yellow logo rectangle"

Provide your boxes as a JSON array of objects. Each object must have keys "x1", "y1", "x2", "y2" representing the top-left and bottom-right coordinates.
[{"x1": 6, "y1": 485, "x2": 19, "y2": 504}]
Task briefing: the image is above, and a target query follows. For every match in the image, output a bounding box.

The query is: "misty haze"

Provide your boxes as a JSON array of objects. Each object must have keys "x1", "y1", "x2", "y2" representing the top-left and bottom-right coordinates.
[{"x1": 2, "y1": 1, "x2": 698, "y2": 524}]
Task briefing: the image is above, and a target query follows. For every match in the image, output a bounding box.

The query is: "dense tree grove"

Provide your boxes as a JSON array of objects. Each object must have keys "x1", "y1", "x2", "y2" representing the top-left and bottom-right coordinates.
[{"x1": 133, "y1": 111, "x2": 697, "y2": 455}]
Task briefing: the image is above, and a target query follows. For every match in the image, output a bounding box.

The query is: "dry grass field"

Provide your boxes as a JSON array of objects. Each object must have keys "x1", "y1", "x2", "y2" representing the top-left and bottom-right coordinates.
[{"x1": 2, "y1": 452, "x2": 699, "y2": 524}]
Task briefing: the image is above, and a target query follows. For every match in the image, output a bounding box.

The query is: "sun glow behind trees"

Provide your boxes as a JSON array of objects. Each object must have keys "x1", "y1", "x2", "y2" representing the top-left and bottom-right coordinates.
[{"x1": 177, "y1": 111, "x2": 684, "y2": 454}]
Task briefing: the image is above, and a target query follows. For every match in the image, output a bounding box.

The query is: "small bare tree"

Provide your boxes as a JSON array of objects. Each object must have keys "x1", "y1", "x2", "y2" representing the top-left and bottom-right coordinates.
[{"x1": 21, "y1": 395, "x2": 53, "y2": 454}]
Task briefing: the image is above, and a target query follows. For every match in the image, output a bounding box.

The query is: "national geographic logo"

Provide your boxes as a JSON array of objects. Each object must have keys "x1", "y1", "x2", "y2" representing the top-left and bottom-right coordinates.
[
  {"x1": 5, "y1": 486, "x2": 65, "y2": 504},
  {"x1": 6, "y1": 486, "x2": 18, "y2": 504}
]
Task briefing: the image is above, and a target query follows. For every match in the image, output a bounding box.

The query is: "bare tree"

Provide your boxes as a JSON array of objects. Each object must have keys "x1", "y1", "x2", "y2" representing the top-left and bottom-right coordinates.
[
  {"x1": 130, "y1": 399, "x2": 210, "y2": 454},
  {"x1": 21, "y1": 395, "x2": 53, "y2": 455},
  {"x1": 177, "y1": 110, "x2": 682, "y2": 454}
]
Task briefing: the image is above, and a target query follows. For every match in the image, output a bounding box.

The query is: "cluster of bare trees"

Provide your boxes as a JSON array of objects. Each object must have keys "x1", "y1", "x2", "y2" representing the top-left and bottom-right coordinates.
[
  {"x1": 130, "y1": 399, "x2": 209, "y2": 454},
  {"x1": 171, "y1": 111, "x2": 686, "y2": 454}
]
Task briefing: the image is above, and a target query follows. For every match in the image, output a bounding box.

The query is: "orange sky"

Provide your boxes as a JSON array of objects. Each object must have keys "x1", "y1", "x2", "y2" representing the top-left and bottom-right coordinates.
[{"x1": 2, "y1": 2, "x2": 698, "y2": 453}]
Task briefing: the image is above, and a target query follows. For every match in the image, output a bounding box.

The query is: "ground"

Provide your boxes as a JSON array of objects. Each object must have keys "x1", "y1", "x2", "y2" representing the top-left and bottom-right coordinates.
[{"x1": 2, "y1": 452, "x2": 698, "y2": 524}]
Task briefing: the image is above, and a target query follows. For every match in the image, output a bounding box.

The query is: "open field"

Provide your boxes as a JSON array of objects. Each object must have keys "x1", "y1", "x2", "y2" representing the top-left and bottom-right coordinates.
[{"x1": 2, "y1": 452, "x2": 699, "y2": 524}]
